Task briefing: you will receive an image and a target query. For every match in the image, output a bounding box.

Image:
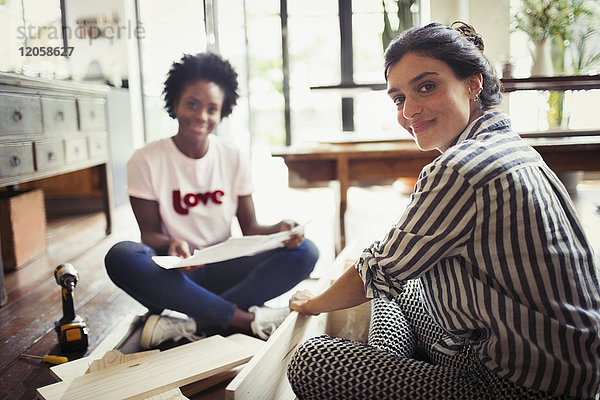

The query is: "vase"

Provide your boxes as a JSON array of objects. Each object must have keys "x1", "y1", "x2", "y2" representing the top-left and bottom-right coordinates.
[{"x1": 530, "y1": 38, "x2": 554, "y2": 77}]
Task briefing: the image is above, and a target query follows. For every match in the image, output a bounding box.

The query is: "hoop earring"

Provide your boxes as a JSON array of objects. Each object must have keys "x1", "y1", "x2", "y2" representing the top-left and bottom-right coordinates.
[{"x1": 469, "y1": 87, "x2": 481, "y2": 103}]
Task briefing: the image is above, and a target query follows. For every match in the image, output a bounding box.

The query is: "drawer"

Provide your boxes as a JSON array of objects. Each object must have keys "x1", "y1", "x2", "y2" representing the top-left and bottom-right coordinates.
[
  {"x1": 41, "y1": 97, "x2": 78, "y2": 134},
  {"x1": 78, "y1": 97, "x2": 106, "y2": 132},
  {"x1": 88, "y1": 133, "x2": 108, "y2": 158},
  {"x1": 64, "y1": 137, "x2": 88, "y2": 164},
  {"x1": 34, "y1": 139, "x2": 65, "y2": 170},
  {"x1": 0, "y1": 142, "x2": 35, "y2": 177},
  {"x1": 0, "y1": 93, "x2": 43, "y2": 134}
]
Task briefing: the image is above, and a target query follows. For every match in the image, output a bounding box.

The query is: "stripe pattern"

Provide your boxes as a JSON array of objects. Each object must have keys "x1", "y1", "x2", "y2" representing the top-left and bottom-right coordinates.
[{"x1": 356, "y1": 111, "x2": 600, "y2": 398}]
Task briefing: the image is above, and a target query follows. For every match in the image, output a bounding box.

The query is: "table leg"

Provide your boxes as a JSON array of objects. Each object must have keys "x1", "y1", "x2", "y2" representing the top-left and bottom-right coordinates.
[
  {"x1": 98, "y1": 163, "x2": 114, "y2": 235},
  {"x1": 334, "y1": 156, "x2": 349, "y2": 255},
  {"x1": 0, "y1": 233, "x2": 7, "y2": 307}
]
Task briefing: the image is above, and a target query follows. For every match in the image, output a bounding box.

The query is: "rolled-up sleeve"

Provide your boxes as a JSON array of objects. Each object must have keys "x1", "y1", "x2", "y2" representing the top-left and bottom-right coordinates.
[{"x1": 356, "y1": 162, "x2": 476, "y2": 299}]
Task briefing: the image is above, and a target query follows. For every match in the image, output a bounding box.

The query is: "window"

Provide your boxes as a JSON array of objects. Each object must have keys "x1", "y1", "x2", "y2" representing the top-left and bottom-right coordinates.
[{"x1": 217, "y1": 0, "x2": 419, "y2": 147}]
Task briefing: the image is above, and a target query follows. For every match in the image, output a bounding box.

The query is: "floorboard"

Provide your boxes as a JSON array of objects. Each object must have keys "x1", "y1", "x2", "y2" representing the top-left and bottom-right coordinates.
[{"x1": 0, "y1": 204, "x2": 143, "y2": 399}]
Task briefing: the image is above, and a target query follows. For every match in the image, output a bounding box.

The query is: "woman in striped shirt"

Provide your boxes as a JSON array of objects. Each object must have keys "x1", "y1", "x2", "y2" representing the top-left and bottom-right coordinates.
[{"x1": 287, "y1": 22, "x2": 600, "y2": 399}]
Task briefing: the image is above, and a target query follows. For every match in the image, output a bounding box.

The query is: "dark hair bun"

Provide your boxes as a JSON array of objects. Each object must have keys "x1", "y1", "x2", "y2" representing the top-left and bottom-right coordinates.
[{"x1": 451, "y1": 21, "x2": 484, "y2": 52}]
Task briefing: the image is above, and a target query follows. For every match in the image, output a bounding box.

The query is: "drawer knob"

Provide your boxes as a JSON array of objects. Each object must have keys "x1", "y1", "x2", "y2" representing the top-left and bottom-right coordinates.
[
  {"x1": 90, "y1": 110, "x2": 96, "y2": 119},
  {"x1": 10, "y1": 155, "x2": 21, "y2": 167},
  {"x1": 48, "y1": 152, "x2": 56, "y2": 161},
  {"x1": 13, "y1": 110, "x2": 23, "y2": 122},
  {"x1": 56, "y1": 111, "x2": 64, "y2": 121}
]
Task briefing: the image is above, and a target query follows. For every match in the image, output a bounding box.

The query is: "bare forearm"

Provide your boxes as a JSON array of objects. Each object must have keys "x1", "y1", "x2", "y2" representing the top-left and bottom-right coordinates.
[
  {"x1": 241, "y1": 220, "x2": 283, "y2": 236},
  {"x1": 303, "y1": 267, "x2": 369, "y2": 315},
  {"x1": 140, "y1": 231, "x2": 174, "y2": 250}
]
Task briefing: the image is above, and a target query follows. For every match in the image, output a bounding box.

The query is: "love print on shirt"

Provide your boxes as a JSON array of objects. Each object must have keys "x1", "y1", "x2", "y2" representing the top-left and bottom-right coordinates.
[{"x1": 172, "y1": 189, "x2": 225, "y2": 215}]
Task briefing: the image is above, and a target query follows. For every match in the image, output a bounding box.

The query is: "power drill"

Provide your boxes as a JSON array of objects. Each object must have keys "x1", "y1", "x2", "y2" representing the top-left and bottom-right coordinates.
[{"x1": 54, "y1": 264, "x2": 89, "y2": 353}]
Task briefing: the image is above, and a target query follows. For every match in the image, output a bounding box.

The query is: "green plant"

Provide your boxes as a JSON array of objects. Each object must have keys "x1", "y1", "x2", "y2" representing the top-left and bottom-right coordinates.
[
  {"x1": 382, "y1": 0, "x2": 416, "y2": 51},
  {"x1": 565, "y1": 4, "x2": 600, "y2": 74},
  {"x1": 514, "y1": 0, "x2": 600, "y2": 128},
  {"x1": 513, "y1": 0, "x2": 589, "y2": 41}
]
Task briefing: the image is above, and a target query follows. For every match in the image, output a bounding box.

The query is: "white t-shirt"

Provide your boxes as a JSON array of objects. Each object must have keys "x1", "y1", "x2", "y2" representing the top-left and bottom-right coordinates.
[{"x1": 127, "y1": 135, "x2": 254, "y2": 251}]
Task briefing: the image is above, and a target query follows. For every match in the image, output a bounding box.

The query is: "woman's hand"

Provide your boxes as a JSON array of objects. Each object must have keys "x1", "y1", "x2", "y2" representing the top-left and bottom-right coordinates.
[
  {"x1": 169, "y1": 239, "x2": 206, "y2": 271},
  {"x1": 290, "y1": 268, "x2": 369, "y2": 316},
  {"x1": 168, "y1": 238, "x2": 191, "y2": 258},
  {"x1": 280, "y1": 219, "x2": 304, "y2": 249},
  {"x1": 289, "y1": 289, "x2": 320, "y2": 315}
]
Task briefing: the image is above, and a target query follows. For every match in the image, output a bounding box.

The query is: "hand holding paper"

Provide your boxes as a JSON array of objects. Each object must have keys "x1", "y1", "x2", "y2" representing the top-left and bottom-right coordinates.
[{"x1": 152, "y1": 224, "x2": 304, "y2": 269}]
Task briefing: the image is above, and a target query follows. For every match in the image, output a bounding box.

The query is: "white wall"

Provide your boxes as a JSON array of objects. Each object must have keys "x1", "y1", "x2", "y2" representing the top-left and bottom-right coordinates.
[
  {"x1": 64, "y1": 0, "x2": 131, "y2": 83},
  {"x1": 428, "y1": 0, "x2": 511, "y2": 73}
]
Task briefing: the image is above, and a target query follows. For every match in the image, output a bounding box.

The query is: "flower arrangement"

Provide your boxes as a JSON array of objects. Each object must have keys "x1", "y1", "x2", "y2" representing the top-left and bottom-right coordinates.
[
  {"x1": 513, "y1": 0, "x2": 600, "y2": 127},
  {"x1": 513, "y1": 0, "x2": 588, "y2": 42}
]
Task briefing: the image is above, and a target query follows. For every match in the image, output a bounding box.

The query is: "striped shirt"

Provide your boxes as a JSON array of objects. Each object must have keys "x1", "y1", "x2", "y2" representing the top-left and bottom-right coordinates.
[{"x1": 356, "y1": 111, "x2": 600, "y2": 398}]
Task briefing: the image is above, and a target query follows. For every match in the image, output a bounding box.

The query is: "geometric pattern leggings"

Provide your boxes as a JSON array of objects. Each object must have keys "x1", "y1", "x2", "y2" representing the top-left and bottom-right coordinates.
[{"x1": 287, "y1": 280, "x2": 571, "y2": 400}]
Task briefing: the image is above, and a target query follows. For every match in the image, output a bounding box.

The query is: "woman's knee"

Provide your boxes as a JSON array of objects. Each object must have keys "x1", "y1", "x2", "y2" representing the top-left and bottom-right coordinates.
[
  {"x1": 104, "y1": 241, "x2": 150, "y2": 276},
  {"x1": 368, "y1": 298, "x2": 416, "y2": 358},
  {"x1": 288, "y1": 335, "x2": 331, "y2": 392},
  {"x1": 288, "y1": 335, "x2": 380, "y2": 399},
  {"x1": 294, "y1": 238, "x2": 319, "y2": 274}
]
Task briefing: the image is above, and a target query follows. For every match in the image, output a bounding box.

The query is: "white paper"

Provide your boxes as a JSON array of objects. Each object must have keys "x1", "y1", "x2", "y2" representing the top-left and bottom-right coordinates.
[{"x1": 152, "y1": 225, "x2": 303, "y2": 269}]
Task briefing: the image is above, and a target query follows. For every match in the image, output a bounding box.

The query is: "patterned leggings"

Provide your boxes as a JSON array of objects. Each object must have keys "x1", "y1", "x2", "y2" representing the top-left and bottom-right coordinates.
[{"x1": 287, "y1": 280, "x2": 570, "y2": 400}]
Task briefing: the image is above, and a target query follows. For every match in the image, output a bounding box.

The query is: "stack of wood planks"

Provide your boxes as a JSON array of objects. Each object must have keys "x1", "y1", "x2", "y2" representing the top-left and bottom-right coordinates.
[{"x1": 37, "y1": 333, "x2": 264, "y2": 399}]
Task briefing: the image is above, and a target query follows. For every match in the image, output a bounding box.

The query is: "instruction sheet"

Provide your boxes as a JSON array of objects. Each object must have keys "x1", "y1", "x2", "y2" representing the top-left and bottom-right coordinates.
[{"x1": 152, "y1": 225, "x2": 303, "y2": 269}]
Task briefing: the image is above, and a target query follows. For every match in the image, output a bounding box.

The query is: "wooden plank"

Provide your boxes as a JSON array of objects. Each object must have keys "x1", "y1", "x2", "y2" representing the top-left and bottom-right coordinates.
[
  {"x1": 180, "y1": 334, "x2": 263, "y2": 397},
  {"x1": 86, "y1": 349, "x2": 159, "y2": 374},
  {"x1": 51, "y1": 334, "x2": 264, "y2": 398},
  {"x1": 37, "y1": 334, "x2": 256, "y2": 400},
  {"x1": 225, "y1": 310, "x2": 328, "y2": 400},
  {"x1": 225, "y1": 242, "x2": 365, "y2": 400},
  {"x1": 0, "y1": 235, "x2": 6, "y2": 307},
  {"x1": 144, "y1": 388, "x2": 187, "y2": 400},
  {"x1": 52, "y1": 349, "x2": 181, "y2": 400},
  {"x1": 0, "y1": 189, "x2": 47, "y2": 269},
  {"x1": 50, "y1": 313, "x2": 145, "y2": 381}
]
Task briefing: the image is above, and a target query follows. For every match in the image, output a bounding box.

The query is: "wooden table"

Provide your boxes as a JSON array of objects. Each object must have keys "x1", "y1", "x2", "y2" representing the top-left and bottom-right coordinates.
[{"x1": 273, "y1": 136, "x2": 600, "y2": 253}]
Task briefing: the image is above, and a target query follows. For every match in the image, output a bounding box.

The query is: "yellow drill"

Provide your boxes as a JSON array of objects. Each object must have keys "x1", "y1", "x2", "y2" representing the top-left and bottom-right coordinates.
[{"x1": 54, "y1": 264, "x2": 89, "y2": 353}]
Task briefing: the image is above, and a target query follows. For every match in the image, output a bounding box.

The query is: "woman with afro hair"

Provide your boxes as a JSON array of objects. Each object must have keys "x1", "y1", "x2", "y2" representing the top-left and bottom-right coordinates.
[{"x1": 105, "y1": 53, "x2": 318, "y2": 348}]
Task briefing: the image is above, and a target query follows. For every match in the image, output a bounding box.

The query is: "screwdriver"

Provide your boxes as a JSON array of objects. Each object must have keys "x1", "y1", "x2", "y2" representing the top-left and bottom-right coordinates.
[{"x1": 21, "y1": 354, "x2": 69, "y2": 365}]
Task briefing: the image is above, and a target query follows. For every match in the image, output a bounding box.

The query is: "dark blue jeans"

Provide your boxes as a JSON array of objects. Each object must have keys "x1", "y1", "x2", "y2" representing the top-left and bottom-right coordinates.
[{"x1": 105, "y1": 239, "x2": 318, "y2": 329}]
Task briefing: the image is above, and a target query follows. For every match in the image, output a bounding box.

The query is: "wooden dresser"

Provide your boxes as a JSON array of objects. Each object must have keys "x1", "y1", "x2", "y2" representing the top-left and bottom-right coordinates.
[{"x1": 0, "y1": 72, "x2": 113, "y2": 235}]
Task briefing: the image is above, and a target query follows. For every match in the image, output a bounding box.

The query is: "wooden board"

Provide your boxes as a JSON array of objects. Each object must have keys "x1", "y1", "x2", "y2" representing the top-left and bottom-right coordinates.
[
  {"x1": 180, "y1": 334, "x2": 263, "y2": 397},
  {"x1": 50, "y1": 313, "x2": 146, "y2": 381},
  {"x1": 144, "y1": 388, "x2": 187, "y2": 400},
  {"x1": 0, "y1": 189, "x2": 47, "y2": 269},
  {"x1": 37, "y1": 334, "x2": 256, "y2": 400},
  {"x1": 86, "y1": 349, "x2": 159, "y2": 374},
  {"x1": 225, "y1": 242, "x2": 368, "y2": 400}
]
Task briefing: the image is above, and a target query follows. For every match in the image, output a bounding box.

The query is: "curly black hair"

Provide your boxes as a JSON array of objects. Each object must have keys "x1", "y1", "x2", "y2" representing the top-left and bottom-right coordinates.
[
  {"x1": 163, "y1": 53, "x2": 239, "y2": 120},
  {"x1": 384, "y1": 22, "x2": 502, "y2": 111}
]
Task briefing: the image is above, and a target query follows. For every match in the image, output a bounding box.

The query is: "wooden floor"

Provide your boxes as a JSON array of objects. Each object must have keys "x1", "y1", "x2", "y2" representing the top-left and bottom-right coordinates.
[
  {"x1": 0, "y1": 205, "x2": 147, "y2": 399},
  {"x1": 1, "y1": 176, "x2": 599, "y2": 399}
]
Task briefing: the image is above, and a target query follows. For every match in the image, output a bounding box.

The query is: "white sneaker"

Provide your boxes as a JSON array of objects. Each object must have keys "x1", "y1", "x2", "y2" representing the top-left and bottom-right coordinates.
[
  {"x1": 249, "y1": 305, "x2": 291, "y2": 340},
  {"x1": 140, "y1": 314, "x2": 204, "y2": 349}
]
